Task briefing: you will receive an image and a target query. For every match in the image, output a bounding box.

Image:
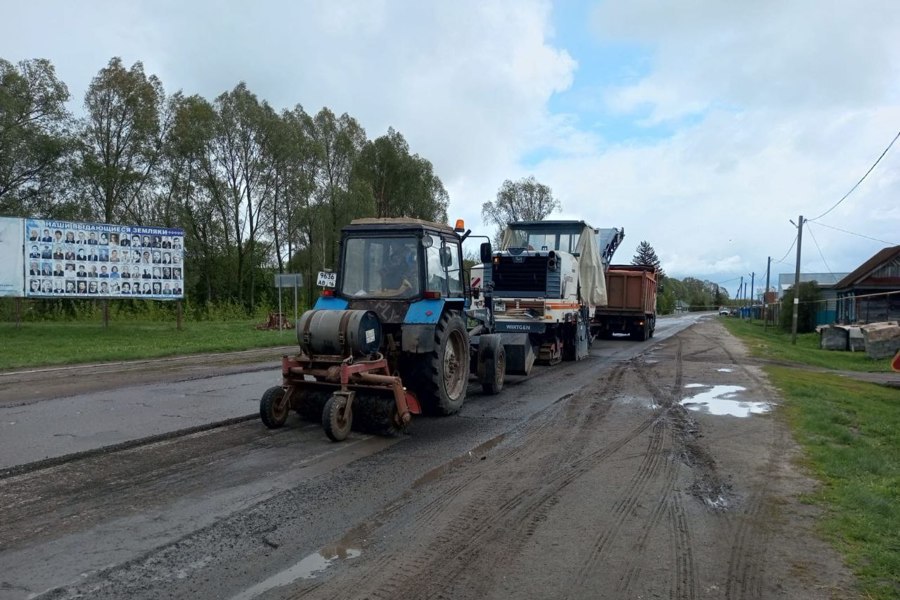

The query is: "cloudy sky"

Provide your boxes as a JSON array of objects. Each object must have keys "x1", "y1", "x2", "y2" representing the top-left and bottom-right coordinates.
[{"x1": 3, "y1": 0, "x2": 899, "y2": 295}]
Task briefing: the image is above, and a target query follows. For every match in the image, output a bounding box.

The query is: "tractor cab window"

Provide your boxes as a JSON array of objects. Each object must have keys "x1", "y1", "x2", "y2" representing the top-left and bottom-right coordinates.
[
  {"x1": 341, "y1": 237, "x2": 420, "y2": 298},
  {"x1": 425, "y1": 234, "x2": 462, "y2": 297}
]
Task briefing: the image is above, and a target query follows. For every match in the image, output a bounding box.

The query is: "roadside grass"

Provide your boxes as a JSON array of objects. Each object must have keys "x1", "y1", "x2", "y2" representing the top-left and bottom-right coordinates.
[
  {"x1": 725, "y1": 316, "x2": 899, "y2": 599},
  {"x1": 768, "y1": 367, "x2": 899, "y2": 600},
  {"x1": 0, "y1": 321, "x2": 296, "y2": 370},
  {"x1": 720, "y1": 317, "x2": 892, "y2": 373}
]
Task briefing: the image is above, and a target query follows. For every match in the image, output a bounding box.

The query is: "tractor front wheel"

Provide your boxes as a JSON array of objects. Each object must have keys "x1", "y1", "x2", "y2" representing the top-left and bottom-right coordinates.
[
  {"x1": 260, "y1": 386, "x2": 289, "y2": 429},
  {"x1": 322, "y1": 395, "x2": 352, "y2": 442}
]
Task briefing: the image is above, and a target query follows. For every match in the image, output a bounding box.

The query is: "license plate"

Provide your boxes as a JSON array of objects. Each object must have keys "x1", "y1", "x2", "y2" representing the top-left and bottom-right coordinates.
[{"x1": 317, "y1": 271, "x2": 337, "y2": 288}]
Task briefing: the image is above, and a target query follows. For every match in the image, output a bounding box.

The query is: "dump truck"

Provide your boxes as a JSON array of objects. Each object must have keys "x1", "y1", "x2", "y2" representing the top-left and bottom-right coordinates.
[
  {"x1": 471, "y1": 220, "x2": 609, "y2": 375},
  {"x1": 592, "y1": 264, "x2": 658, "y2": 341}
]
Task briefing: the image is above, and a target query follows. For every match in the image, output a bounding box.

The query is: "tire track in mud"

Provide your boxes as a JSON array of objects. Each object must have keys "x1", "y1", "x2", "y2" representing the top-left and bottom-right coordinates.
[
  {"x1": 675, "y1": 322, "x2": 779, "y2": 599},
  {"x1": 572, "y1": 416, "x2": 672, "y2": 596},
  {"x1": 569, "y1": 342, "x2": 696, "y2": 599},
  {"x1": 291, "y1": 365, "x2": 644, "y2": 600},
  {"x1": 662, "y1": 321, "x2": 779, "y2": 600},
  {"x1": 309, "y1": 392, "x2": 599, "y2": 600},
  {"x1": 723, "y1": 424, "x2": 788, "y2": 600},
  {"x1": 688, "y1": 325, "x2": 770, "y2": 390},
  {"x1": 669, "y1": 492, "x2": 698, "y2": 600}
]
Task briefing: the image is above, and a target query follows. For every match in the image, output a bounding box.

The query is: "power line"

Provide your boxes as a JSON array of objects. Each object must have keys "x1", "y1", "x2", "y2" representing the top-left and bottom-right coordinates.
[
  {"x1": 805, "y1": 223, "x2": 835, "y2": 277},
  {"x1": 809, "y1": 220, "x2": 899, "y2": 246},
  {"x1": 772, "y1": 233, "x2": 798, "y2": 265},
  {"x1": 808, "y1": 129, "x2": 900, "y2": 222}
]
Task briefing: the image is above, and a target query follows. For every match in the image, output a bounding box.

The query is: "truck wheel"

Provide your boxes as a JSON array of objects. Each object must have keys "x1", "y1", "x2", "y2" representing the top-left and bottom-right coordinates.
[
  {"x1": 633, "y1": 322, "x2": 648, "y2": 341},
  {"x1": 419, "y1": 311, "x2": 470, "y2": 415},
  {"x1": 260, "y1": 386, "x2": 289, "y2": 429},
  {"x1": 322, "y1": 395, "x2": 352, "y2": 442},
  {"x1": 478, "y1": 334, "x2": 505, "y2": 395}
]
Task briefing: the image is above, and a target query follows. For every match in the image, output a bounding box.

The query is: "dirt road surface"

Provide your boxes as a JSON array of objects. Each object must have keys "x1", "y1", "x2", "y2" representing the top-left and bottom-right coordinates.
[{"x1": 0, "y1": 316, "x2": 857, "y2": 599}]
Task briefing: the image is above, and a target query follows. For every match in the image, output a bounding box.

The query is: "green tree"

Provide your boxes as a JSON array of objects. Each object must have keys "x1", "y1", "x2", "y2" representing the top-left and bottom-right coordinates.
[
  {"x1": 681, "y1": 277, "x2": 716, "y2": 311},
  {"x1": 162, "y1": 93, "x2": 223, "y2": 303},
  {"x1": 0, "y1": 58, "x2": 73, "y2": 217},
  {"x1": 354, "y1": 127, "x2": 448, "y2": 222},
  {"x1": 208, "y1": 83, "x2": 273, "y2": 307},
  {"x1": 482, "y1": 175, "x2": 559, "y2": 241},
  {"x1": 656, "y1": 277, "x2": 675, "y2": 314},
  {"x1": 631, "y1": 241, "x2": 664, "y2": 277},
  {"x1": 76, "y1": 57, "x2": 165, "y2": 224},
  {"x1": 311, "y1": 108, "x2": 366, "y2": 269},
  {"x1": 779, "y1": 281, "x2": 821, "y2": 333},
  {"x1": 714, "y1": 285, "x2": 726, "y2": 308},
  {"x1": 274, "y1": 105, "x2": 323, "y2": 306}
]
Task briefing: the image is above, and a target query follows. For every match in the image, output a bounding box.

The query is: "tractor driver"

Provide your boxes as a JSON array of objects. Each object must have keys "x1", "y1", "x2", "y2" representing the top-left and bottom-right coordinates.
[{"x1": 379, "y1": 245, "x2": 418, "y2": 297}]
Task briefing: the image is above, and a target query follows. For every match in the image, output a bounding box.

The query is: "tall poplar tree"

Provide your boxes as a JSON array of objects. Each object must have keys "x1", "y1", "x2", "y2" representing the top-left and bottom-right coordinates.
[{"x1": 76, "y1": 57, "x2": 164, "y2": 224}]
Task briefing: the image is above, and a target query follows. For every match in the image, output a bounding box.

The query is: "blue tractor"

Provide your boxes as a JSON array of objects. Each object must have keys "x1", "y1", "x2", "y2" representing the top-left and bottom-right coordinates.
[{"x1": 259, "y1": 218, "x2": 501, "y2": 441}]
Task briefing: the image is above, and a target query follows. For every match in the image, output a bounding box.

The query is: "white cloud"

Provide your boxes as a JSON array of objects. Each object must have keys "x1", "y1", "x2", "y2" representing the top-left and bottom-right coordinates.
[
  {"x1": 528, "y1": 1, "x2": 900, "y2": 282},
  {"x1": 2, "y1": 0, "x2": 898, "y2": 286},
  {"x1": 594, "y1": 0, "x2": 900, "y2": 122}
]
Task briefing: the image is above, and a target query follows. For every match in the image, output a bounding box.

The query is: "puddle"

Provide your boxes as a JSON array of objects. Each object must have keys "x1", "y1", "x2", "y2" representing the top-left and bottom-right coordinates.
[
  {"x1": 716, "y1": 368, "x2": 734, "y2": 373},
  {"x1": 680, "y1": 384, "x2": 771, "y2": 418},
  {"x1": 228, "y1": 546, "x2": 361, "y2": 600}
]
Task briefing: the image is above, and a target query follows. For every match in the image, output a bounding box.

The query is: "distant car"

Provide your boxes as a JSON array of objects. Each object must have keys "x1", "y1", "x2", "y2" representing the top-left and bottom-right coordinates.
[{"x1": 719, "y1": 307, "x2": 730, "y2": 316}]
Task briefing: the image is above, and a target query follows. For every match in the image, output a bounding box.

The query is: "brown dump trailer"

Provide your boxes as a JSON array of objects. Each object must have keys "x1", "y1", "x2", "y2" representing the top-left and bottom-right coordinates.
[{"x1": 592, "y1": 265, "x2": 657, "y2": 341}]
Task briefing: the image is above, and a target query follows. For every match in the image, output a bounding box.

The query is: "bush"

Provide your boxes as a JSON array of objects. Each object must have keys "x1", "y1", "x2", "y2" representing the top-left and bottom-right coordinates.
[{"x1": 779, "y1": 281, "x2": 821, "y2": 333}]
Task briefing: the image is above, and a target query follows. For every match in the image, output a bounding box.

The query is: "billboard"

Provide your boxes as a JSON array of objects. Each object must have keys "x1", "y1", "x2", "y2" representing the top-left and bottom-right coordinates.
[
  {"x1": 0, "y1": 217, "x2": 25, "y2": 297},
  {"x1": 24, "y1": 219, "x2": 185, "y2": 299}
]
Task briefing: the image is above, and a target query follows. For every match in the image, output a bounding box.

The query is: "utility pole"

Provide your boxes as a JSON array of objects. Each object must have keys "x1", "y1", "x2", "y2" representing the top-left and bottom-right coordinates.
[
  {"x1": 737, "y1": 276, "x2": 743, "y2": 317},
  {"x1": 791, "y1": 215, "x2": 804, "y2": 344},
  {"x1": 764, "y1": 256, "x2": 771, "y2": 331},
  {"x1": 749, "y1": 272, "x2": 755, "y2": 322}
]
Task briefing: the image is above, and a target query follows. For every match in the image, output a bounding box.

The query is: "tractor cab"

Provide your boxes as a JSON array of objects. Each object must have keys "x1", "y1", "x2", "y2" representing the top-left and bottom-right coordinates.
[{"x1": 315, "y1": 218, "x2": 467, "y2": 326}]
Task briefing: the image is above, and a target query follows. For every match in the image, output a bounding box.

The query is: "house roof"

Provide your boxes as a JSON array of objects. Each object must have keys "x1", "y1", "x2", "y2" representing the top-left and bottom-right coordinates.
[
  {"x1": 777, "y1": 272, "x2": 848, "y2": 288},
  {"x1": 834, "y1": 246, "x2": 900, "y2": 289}
]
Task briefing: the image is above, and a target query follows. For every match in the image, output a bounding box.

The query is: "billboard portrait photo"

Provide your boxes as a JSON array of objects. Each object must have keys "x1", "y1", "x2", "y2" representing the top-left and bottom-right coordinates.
[{"x1": 24, "y1": 219, "x2": 185, "y2": 300}]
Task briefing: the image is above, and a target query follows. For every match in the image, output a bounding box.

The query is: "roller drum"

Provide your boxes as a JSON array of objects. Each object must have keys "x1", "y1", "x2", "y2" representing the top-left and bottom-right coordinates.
[{"x1": 297, "y1": 309, "x2": 382, "y2": 357}]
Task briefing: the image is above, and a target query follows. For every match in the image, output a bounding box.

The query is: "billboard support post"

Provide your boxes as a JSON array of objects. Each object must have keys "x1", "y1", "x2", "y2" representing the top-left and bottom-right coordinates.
[
  {"x1": 273, "y1": 274, "x2": 303, "y2": 332},
  {"x1": 278, "y1": 280, "x2": 283, "y2": 333}
]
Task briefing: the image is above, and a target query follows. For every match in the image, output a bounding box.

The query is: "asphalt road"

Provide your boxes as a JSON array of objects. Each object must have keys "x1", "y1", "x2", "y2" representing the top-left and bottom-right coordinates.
[
  {"x1": 0, "y1": 319, "x2": 698, "y2": 472},
  {"x1": 0, "y1": 313, "x2": 718, "y2": 600}
]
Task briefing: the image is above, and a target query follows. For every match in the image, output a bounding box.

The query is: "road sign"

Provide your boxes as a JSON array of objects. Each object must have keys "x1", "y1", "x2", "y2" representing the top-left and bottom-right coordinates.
[{"x1": 274, "y1": 273, "x2": 303, "y2": 287}]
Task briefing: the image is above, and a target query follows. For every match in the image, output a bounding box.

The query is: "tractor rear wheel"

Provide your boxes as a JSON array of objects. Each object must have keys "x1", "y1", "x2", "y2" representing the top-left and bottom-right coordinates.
[
  {"x1": 260, "y1": 386, "x2": 289, "y2": 429},
  {"x1": 417, "y1": 311, "x2": 470, "y2": 415}
]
